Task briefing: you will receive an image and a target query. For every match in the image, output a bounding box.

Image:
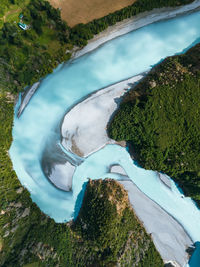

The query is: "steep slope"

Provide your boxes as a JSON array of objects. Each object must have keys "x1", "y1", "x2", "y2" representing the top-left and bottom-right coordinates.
[
  {"x1": 0, "y1": 101, "x2": 163, "y2": 266},
  {"x1": 71, "y1": 179, "x2": 164, "y2": 267},
  {"x1": 109, "y1": 43, "x2": 200, "y2": 206}
]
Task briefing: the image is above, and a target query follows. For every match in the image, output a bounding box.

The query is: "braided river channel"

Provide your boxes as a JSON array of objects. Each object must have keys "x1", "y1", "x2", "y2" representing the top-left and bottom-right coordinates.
[{"x1": 10, "y1": 9, "x2": 200, "y2": 266}]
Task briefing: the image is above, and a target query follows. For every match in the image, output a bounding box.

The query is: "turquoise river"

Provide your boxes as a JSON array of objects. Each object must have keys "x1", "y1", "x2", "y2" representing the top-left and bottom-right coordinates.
[{"x1": 10, "y1": 10, "x2": 200, "y2": 266}]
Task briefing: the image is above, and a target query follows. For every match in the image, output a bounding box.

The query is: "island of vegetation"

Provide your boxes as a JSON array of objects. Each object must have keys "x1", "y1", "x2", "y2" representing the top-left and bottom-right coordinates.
[{"x1": 109, "y1": 43, "x2": 200, "y2": 206}]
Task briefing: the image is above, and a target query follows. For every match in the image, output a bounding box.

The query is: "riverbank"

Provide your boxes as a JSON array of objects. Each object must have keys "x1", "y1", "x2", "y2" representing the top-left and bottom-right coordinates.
[
  {"x1": 61, "y1": 74, "x2": 145, "y2": 158},
  {"x1": 59, "y1": 68, "x2": 197, "y2": 263},
  {"x1": 73, "y1": 0, "x2": 200, "y2": 59},
  {"x1": 45, "y1": 74, "x2": 145, "y2": 191},
  {"x1": 17, "y1": 82, "x2": 40, "y2": 117},
  {"x1": 119, "y1": 179, "x2": 193, "y2": 266},
  {"x1": 10, "y1": 7, "x2": 200, "y2": 266},
  {"x1": 17, "y1": 1, "x2": 200, "y2": 116},
  {"x1": 59, "y1": 66, "x2": 196, "y2": 265}
]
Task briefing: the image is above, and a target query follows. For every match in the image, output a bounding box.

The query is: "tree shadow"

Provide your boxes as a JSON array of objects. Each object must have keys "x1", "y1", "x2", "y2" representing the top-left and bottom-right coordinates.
[
  {"x1": 73, "y1": 180, "x2": 88, "y2": 220},
  {"x1": 150, "y1": 37, "x2": 200, "y2": 70},
  {"x1": 187, "y1": 241, "x2": 200, "y2": 267}
]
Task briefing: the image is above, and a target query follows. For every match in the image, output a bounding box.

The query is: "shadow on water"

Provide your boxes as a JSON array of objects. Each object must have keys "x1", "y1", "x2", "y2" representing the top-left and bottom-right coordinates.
[
  {"x1": 40, "y1": 116, "x2": 84, "y2": 192},
  {"x1": 150, "y1": 37, "x2": 200, "y2": 69},
  {"x1": 188, "y1": 242, "x2": 200, "y2": 267},
  {"x1": 73, "y1": 181, "x2": 88, "y2": 220},
  {"x1": 179, "y1": 37, "x2": 200, "y2": 55},
  {"x1": 40, "y1": 122, "x2": 77, "y2": 192}
]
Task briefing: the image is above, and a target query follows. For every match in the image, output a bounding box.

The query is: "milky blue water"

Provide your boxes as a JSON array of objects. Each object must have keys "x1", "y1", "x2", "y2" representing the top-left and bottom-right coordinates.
[{"x1": 10, "y1": 10, "x2": 200, "y2": 266}]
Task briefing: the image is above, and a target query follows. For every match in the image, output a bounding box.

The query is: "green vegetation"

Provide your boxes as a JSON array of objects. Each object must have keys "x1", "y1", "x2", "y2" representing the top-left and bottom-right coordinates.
[
  {"x1": 0, "y1": 99, "x2": 163, "y2": 266},
  {"x1": 0, "y1": 0, "x2": 198, "y2": 265},
  {"x1": 109, "y1": 44, "x2": 200, "y2": 206},
  {"x1": 0, "y1": 94, "x2": 73, "y2": 266},
  {"x1": 69, "y1": 0, "x2": 194, "y2": 46},
  {"x1": 0, "y1": 0, "x2": 71, "y2": 93},
  {"x1": 71, "y1": 179, "x2": 164, "y2": 266},
  {"x1": 0, "y1": 1, "x2": 24, "y2": 18},
  {"x1": 0, "y1": 0, "x2": 195, "y2": 93}
]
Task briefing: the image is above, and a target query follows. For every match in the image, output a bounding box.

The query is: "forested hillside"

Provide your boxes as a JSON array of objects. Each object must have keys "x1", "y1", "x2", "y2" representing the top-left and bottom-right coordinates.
[
  {"x1": 61, "y1": 179, "x2": 163, "y2": 266},
  {"x1": 0, "y1": 0, "x2": 195, "y2": 93},
  {"x1": 0, "y1": 97, "x2": 163, "y2": 266},
  {"x1": 109, "y1": 44, "x2": 200, "y2": 206}
]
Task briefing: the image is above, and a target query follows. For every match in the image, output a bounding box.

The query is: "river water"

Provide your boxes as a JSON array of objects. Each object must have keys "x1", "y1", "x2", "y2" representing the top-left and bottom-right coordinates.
[{"x1": 10, "y1": 10, "x2": 200, "y2": 266}]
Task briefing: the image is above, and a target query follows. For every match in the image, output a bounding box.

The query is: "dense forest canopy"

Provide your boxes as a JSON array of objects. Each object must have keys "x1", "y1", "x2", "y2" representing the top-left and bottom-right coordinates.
[
  {"x1": 109, "y1": 44, "x2": 200, "y2": 206},
  {"x1": 72, "y1": 179, "x2": 164, "y2": 266}
]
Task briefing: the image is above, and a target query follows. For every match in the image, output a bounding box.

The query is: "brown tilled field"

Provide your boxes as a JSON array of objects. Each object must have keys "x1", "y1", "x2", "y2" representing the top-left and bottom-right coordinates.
[{"x1": 49, "y1": 0, "x2": 136, "y2": 27}]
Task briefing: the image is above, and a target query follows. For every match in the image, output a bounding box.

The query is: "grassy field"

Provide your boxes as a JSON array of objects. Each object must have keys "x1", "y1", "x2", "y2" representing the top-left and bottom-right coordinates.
[
  {"x1": 49, "y1": 0, "x2": 136, "y2": 27},
  {"x1": 0, "y1": 0, "x2": 30, "y2": 28}
]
